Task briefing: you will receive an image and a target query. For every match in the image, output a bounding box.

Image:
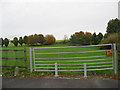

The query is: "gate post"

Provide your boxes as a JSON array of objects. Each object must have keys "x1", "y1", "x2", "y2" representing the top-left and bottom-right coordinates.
[
  {"x1": 113, "y1": 43, "x2": 117, "y2": 74},
  {"x1": 30, "y1": 48, "x2": 33, "y2": 72}
]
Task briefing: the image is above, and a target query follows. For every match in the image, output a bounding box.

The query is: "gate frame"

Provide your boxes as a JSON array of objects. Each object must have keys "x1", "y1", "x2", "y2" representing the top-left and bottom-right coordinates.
[{"x1": 29, "y1": 43, "x2": 117, "y2": 76}]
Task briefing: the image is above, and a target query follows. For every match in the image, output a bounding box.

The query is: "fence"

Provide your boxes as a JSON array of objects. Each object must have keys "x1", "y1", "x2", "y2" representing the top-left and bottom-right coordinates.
[
  {"x1": 30, "y1": 43, "x2": 117, "y2": 77},
  {"x1": 0, "y1": 49, "x2": 27, "y2": 71}
]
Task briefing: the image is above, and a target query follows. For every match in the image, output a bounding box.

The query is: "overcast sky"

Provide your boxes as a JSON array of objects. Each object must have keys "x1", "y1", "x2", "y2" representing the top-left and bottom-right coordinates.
[{"x1": 0, "y1": 0, "x2": 119, "y2": 40}]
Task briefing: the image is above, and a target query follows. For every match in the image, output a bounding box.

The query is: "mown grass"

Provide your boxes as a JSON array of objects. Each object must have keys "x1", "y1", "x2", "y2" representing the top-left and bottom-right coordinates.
[{"x1": 0, "y1": 43, "x2": 114, "y2": 77}]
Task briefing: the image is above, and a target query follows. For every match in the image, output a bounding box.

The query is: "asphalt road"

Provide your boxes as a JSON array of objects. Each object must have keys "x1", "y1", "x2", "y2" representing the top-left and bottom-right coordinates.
[{"x1": 2, "y1": 78, "x2": 119, "y2": 88}]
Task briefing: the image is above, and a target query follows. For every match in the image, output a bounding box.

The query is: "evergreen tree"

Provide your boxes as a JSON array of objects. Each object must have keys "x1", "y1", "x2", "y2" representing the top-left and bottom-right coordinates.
[
  {"x1": 19, "y1": 37, "x2": 23, "y2": 46},
  {"x1": 23, "y1": 36, "x2": 28, "y2": 45},
  {"x1": 13, "y1": 37, "x2": 19, "y2": 47},
  {"x1": 91, "y1": 32, "x2": 97, "y2": 45},
  {"x1": 4, "y1": 38, "x2": 9, "y2": 47},
  {"x1": 97, "y1": 32, "x2": 103, "y2": 44},
  {"x1": 0, "y1": 38, "x2": 4, "y2": 47}
]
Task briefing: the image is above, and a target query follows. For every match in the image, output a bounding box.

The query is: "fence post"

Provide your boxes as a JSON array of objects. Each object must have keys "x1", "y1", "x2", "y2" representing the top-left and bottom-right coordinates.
[
  {"x1": 14, "y1": 66, "x2": 19, "y2": 76},
  {"x1": 24, "y1": 49, "x2": 28, "y2": 71},
  {"x1": 55, "y1": 62, "x2": 58, "y2": 77},
  {"x1": 113, "y1": 43, "x2": 117, "y2": 74},
  {"x1": 30, "y1": 48, "x2": 33, "y2": 72},
  {"x1": 84, "y1": 63, "x2": 87, "y2": 77}
]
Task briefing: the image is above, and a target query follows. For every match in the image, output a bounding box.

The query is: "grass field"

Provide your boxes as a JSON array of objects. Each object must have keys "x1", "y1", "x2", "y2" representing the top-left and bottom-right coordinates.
[{"x1": 0, "y1": 43, "x2": 114, "y2": 77}]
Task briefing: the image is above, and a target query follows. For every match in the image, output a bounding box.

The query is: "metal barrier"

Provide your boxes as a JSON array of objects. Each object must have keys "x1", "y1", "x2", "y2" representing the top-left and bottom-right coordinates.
[{"x1": 30, "y1": 43, "x2": 117, "y2": 77}]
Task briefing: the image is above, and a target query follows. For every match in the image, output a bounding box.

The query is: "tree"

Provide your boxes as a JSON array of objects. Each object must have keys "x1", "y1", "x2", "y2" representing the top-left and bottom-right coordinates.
[
  {"x1": 70, "y1": 34, "x2": 79, "y2": 44},
  {"x1": 70, "y1": 31, "x2": 84, "y2": 45},
  {"x1": 85, "y1": 32, "x2": 92, "y2": 45},
  {"x1": 4, "y1": 38, "x2": 9, "y2": 47},
  {"x1": 83, "y1": 35, "x2": 91, "y2": 45},
  {"x1": 23, "y1": 36, "x2": 28, "y2": 45},
  {"x1": 0, "y1": 38, "x2": 4, "y2": 47},
  {"x1": 70, "y1": 31, "x2": 92, "y2": 45},
  {"x1": 106, "y1": 18, "x2": 120, "y2": 34},
  {"x1": 85, "y1": 32, "x2": 92, "y2": 40},
  {"x1": 97, "y1": 32, "x2": 103, "y2": 43},
  {"x1": 34, "y1": 34, "x2": 39, "y2": 45},
  {"x1": 13, "y1": 37, "x2": 19, "y2": 47},
  {"x1": 38, "y1": 34, "x2": 45, "y2": 45},
  {"x1": 91, "y1": 32, "x2": 98, "y2": 45},
  {"x1": 19, "y1": 37, "x2": 23, "y2": 46},
  {"x1": 27, "y1": 35, "x2": 35, "y2": 45},
  {"x1": 27, "y1": 34, "x2": 45, "y2": 46},
  {"x1": 44, "y1": 35, "x2": 56, "y2": 45}
]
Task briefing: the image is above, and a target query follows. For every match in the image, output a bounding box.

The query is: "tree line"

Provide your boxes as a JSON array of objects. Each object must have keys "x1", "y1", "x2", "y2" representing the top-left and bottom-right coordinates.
[
  {"x1": 0, "y1": 18, "x2": 120, "y2": 47},
  {"x1": 0, "y1": 34, "x2": 56, "y2": 47},
  {"x1": 0, "y1": 31, "x2": 104, "y2": 47}
]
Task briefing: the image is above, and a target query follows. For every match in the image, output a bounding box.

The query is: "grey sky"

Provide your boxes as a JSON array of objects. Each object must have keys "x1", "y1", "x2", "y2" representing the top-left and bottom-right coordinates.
[{"x1": 0, "y1": 0, "x2": 119, "y2": 40}]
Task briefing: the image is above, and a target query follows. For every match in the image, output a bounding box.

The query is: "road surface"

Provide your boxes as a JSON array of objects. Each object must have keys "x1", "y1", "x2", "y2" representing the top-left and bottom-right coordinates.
[{"x1": 2, "y1": 77, "x2": 119, "y2": 88}]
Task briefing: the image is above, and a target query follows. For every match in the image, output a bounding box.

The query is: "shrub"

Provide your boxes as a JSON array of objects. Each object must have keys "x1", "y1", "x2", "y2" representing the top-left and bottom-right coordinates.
[
  {"x1": 100, "y1": 33, "x2": 118, "y2": 49},
  {"x1": 44, "y1": 35, "x2": 56, "y2": 45},
  {"x1": 102, "y1": 33, "x2": 118, "y2": 44}
]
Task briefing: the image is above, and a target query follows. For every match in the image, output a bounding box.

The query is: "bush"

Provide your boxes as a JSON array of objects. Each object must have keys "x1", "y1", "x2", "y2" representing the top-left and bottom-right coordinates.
[
  {"x1": 44, "y1": 35, "x2": 56, "y2": 45},
  {"x1": 100, "y1": 33, "x2": 118, "y2": 49},
  {"x1": 102, "y1": 33, "x2": 118, "y2": 44}
]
